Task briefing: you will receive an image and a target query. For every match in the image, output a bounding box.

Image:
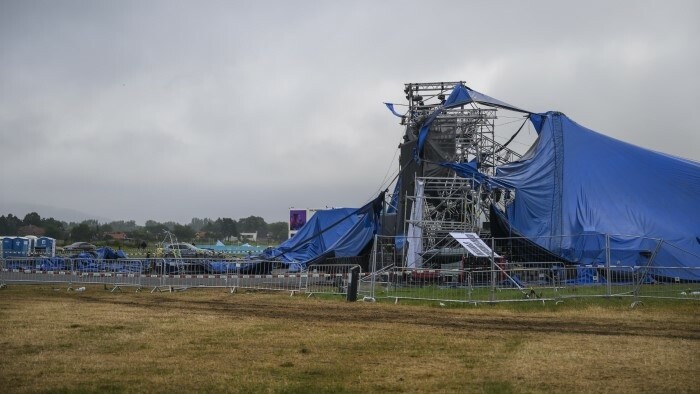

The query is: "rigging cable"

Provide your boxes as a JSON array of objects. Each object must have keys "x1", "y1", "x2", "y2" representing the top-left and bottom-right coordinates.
[{"x1": 495, "y1": 116, "x2": 529, "y2": 153}]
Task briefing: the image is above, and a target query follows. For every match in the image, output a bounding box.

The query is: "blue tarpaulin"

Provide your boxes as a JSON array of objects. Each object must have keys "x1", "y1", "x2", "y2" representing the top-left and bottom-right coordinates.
[
  {"x1": 383, "y1": 102, "x2": 405, "y2": 118},
  {"x1": 263, "y1": 195, "x2": 383, "y2": 272},
  {"x1": 571, "y1": 267, "x2": 606, "y2": 285},
  {"x1": 416, "y1": 84, "x2": 530, "y2": 161},
  {"x1": 490, "y1": 111, "x2": 700, "y2": 280},
  {"x1": 95, "y1": 247, "x2": 127, "y2": 260}
]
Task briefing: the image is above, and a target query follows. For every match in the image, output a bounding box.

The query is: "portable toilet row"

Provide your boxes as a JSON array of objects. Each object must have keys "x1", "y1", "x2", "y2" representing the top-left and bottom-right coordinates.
[
  {"x1": 0, "y1": 236, "x2": 56, "y2": 258},
  {"x1": 3, "y1": 237, "x2": 30, "y2": 258}
]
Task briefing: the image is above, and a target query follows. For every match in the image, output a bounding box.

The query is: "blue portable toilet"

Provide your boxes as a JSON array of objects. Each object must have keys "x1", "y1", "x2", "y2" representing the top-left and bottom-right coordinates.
[
  {"x1": 36, "y1": 237, "x2": 56, "y2": 257},
  {"x1": 4, "y1": 237, "x2": 14, "y2": 258},
  {"x1": 0, "y1": 236, "x2": 7, "y2": 258},
  {"x1": 9, "y1": 237, "x2": 18, "y2": 257},
  {"x1": 3, "y1": 237, "x2": 14, "y2": 258},
  {"x1": 12, "y1": 237, "x2": 30, "y2": 258}
]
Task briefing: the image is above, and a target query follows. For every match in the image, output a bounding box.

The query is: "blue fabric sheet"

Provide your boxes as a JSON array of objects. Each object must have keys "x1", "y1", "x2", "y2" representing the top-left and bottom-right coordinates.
[
  {"x1": 415, "y1": 84, "x2": 530, "y2": 161},
  {"x1": 383, "y1": 102, "x2": 405, "y2": 118},
  {"x1": 492, "y1": 112, "x2": 700, "y2": 280},
  {"x1": 263, "y1": 195, "x2": 382, "y2": 272}
]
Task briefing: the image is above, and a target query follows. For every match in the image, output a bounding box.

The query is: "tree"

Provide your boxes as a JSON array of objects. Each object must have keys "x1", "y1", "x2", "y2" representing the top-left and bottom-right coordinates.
[
  {"x1": 23, "y1": 212, "x2": 41, "y2": 227},
  {"x1": 172, "y1": 224, "x2": 195, "y2": 242},
  {"x1": 1, "y1": 211, "x2": 284, "y2": 244},
  {"x1": 81, "y1": 219, "x2": 99, "y2": 229},
  {"x1": 0, "y1": 214, "x2": 24, "y2": 235},
  {"x1": 238, "y1": 216, "x2": 267, "y2": 235},
  {"x1": 267, "y1": 222, "x2": 288, "y2": 242},
  {"x1": 107, "y1": 220, "x2": 138, "y2": 232},
  {"x1": 40, "y1": 217, "x2": 66, "y2": 240},
  {"x1": 200, "y1": 218, "x2": 238, "y2": 240},
  {"x1": 128, "y1": 228, "x2": 154, "y2": 243},
  {"x1": 162, "y1": 221, "x2": 178, "y2": 231},
  {"x1": 40, "y1": 217, "x2": 65, "y2": 228},
  {"x1": 189, "y1": 217, "x2": 212, "y2": 232},
  {"x1": 145, "y1": 220, "x2": 168, "y2": 237},
  {"x1": 70, "y1": 222, "x2": 94, "y2": 241},
  {"x1": 218, "y1": 218, "x2": 238, "y2": 239},
  {"x1": 201, "y1": 221, "x2": 218, "y2": 237},
  {"x1": 43, "y1": 224, "x2": 65, "y2": 240}
]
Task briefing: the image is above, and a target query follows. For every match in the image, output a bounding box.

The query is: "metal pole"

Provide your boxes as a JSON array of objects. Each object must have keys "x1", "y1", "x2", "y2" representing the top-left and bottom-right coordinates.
[
  {"x1": 632, "y1": 238, "x2": 662, "y2": 307},
  {"x1": 605, "y1": 233, "x2": 611, "y2": 297},
  {"x1": 489, "y1": 237, "x2": 496, "y2": 302},
  {"x1": 402, "y1": 187, "x2": 409, "y2": 267},
  {"x1": 370, "y1": 234, "x2": 378, "y2": 299},
  {"x1": 346, "y1": 266, "x2": 360, "y2": 302}
]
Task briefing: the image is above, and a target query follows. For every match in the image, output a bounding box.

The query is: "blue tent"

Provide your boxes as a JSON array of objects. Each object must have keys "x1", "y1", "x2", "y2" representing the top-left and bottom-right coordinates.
[
  {"x1": 491, "y1": 112, "x2": 700, "y2": 280},
  {"x1": 263, "y1": 194, "x2": 383, "y2": 272}
]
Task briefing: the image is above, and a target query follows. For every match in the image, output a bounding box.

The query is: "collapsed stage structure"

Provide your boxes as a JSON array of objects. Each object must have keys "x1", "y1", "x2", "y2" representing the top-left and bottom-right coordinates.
[
  {"x1": 384, "y1": 82, "x2": 529, "y2": 269},
  {"x1": 264, "y1": 81, "x2": 700, "y2": 281}
]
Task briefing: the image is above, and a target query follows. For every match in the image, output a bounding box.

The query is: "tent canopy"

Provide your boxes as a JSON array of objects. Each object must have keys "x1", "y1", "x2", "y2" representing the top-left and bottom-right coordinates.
[
  {"x1": 490, "y1": 111, "x2": 700, "y2": 279},
  {"x1": 263, "y1": 194, "x2": 383, "y2": 271}
]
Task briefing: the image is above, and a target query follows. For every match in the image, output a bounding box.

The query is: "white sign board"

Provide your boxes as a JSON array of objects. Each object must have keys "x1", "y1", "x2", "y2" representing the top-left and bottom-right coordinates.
[{"x1": 449, "y1": 232, "x2": 500, "y2": 258}]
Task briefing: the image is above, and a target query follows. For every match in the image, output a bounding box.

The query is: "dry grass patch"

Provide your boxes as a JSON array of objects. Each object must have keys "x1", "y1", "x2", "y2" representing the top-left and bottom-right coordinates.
[{"x1": 0, "y1": 285, "x2": 698, "y2": 393}]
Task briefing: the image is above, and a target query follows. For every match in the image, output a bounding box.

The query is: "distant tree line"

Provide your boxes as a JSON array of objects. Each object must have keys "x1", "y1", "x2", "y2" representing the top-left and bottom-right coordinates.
[{"x1": 0, "y1": 212, "x2": 289, "y2": 245}]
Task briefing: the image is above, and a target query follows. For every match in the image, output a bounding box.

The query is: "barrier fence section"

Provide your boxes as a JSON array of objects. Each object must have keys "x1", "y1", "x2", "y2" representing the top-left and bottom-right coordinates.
[
  {"x1": 306, "y1": 263, "x2": 362, "y2": 297},
  {"x1": 3, "y1": 236, "x2": 699, "y2": 304},
  {"x1": 0, "y1": 257, "x2": 145, "y2": 290},
  {"x1": 0, "y1": 257, "x2": 359, "y2": 296},
  {"x1": 365, "y1": 234, "x2": 700, "y2": 304},
  {"x1": 146, "y1": 258, "x2": 303, "y2": 293}
]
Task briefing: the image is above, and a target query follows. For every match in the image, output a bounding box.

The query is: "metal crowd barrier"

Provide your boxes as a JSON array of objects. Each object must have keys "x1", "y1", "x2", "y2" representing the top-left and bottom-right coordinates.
[
  {"x1": 306, "y1": 264, "x2": 362, "y2": 297},
  {"x1": 0, "y1": 257, "x2": 313, "y2": 295},
  {"x1": 2, "y1": 254, "x2": 698, "y2": 305},
  {"x1": 360, "y1": 265, "x2": 700, "y2": 305},
  {"x1": 141, "y1": 258, "x2": 309, "y2": 294},
  {"x1": 365, "y1": 234, "x2": 700, "y2": 305},
  {"x1": 0, "y1": 257, "x2": 146, "y2": 291}
]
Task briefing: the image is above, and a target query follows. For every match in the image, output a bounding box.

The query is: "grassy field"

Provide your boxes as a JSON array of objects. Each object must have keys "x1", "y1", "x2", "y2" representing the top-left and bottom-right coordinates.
[{"x1": 0, "y1": 285, "x2": 698, "y2": 393}]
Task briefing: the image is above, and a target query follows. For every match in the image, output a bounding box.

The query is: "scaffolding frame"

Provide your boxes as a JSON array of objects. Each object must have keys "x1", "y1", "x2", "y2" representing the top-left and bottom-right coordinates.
[
  {"x1": 399, "y1": 81, "x2": 522, "y2": 259},
  {"x1": 404, "y1": 176, "x2": 480, "y2": 253}
]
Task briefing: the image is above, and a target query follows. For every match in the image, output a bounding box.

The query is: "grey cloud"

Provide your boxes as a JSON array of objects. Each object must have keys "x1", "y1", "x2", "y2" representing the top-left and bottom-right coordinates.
[{"x1": 1, "y1": 0, "x2": 698, "y2": 224}]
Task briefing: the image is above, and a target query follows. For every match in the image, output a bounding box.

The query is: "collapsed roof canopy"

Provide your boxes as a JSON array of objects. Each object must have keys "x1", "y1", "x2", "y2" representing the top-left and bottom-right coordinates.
[
  {"x1": 493, "y1": 111, "x2": 700, "y2": 279},
  {"x1": 263, "y1": 196, "x2": 382, "y2": 271}
]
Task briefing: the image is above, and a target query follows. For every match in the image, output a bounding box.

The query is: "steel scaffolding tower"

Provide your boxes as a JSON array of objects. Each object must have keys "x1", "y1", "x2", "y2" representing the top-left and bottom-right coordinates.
[{"x1": 398, "y1": 81, "x2": 522, "y2": 253}]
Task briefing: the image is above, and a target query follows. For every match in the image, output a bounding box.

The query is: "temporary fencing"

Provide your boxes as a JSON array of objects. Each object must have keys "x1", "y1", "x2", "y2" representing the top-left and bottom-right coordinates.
[
  {"x1": 3, "y1": 234, "x2": 699, "y2": 305},
  {"x1": 306, "y1": 263, "x2": 362, "y2": 297},
  {"x1": 0, "y1": 257, "x2": 146, "y2": 290},
  {"x1": 0, "y1": 257, "x2": 359, "y2": 296},
  {"x1": 364, "y1": 234, "x2": 700, "y2": 305}
]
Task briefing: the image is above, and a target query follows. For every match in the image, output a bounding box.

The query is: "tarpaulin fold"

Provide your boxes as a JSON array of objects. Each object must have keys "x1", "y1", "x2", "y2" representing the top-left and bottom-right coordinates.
[
  {"x1": 262, "y1": 194, "x2": 383, "y2": 271},
  {"x1": 492, "y1": 111, "x2": 700, "y2": 280}
]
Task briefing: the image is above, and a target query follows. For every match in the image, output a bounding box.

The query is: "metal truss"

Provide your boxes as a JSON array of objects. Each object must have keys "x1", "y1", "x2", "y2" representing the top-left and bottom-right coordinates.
[{"x1": 400, "y1": 81, "x2": 522, "y2": 244}]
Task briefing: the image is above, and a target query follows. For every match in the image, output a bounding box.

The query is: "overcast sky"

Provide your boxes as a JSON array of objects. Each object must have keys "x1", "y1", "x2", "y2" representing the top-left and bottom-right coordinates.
[{"x1": 1, "y1": 0, "x2": 698, "y2": 224}]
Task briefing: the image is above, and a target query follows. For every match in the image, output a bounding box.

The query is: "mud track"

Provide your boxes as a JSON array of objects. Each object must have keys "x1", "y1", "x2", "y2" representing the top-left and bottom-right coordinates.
[{"x1": 74, "y1": 291, "x2": 700, "y2": 341}]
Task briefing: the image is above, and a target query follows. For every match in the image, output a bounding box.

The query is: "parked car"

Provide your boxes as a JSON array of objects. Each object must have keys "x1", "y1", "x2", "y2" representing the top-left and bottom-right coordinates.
[
  {"x1": 163, "y1": 242, "x2": 212, "y2": 258},
  {"x1": 63, "y1": 242, "x2": 97, "y2": 252}
]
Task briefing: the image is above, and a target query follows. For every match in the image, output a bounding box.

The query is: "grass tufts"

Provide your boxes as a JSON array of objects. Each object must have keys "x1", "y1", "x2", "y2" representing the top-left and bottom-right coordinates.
[{"x1": 0, "y1": 285, "x2": 697, "y2": 393}]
